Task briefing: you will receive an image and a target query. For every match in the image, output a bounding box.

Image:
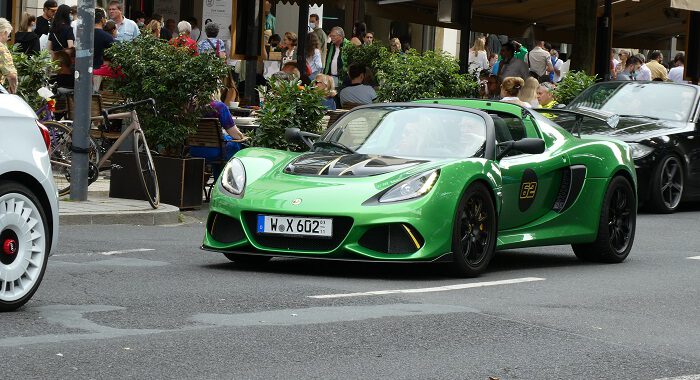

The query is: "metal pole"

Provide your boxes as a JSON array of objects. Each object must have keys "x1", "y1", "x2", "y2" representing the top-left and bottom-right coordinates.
[
  {"x1": 458, "y1": 0, "x2": 473, "y2": 74},
  {"x1": 70, "y1": 1, "x2": 95, "y2": 201},
  {"x1": 594, "y1": 0, "x2": 613, "y2": 80},
  {"x1": 296, "y1": 0, "x2": 309, "y2": 84}
]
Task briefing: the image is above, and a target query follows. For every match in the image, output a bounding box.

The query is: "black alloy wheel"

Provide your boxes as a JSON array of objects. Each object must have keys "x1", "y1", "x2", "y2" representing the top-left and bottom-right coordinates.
[
  {"x1": 608, "y1": 186, "x2": 634, "y2": 253},
  {"x1": 572, "y1": 176, "x2": 636, "y2": 263},
  {"x1": 649, "y1": 155, "x2": 683, "y2": 213},
  {"x1": 451, "y1": 183, "x2": 497, "y2": 277}
]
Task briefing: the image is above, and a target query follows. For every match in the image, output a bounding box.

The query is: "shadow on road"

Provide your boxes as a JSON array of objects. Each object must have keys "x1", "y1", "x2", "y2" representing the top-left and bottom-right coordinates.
[{"x1": 203, "y1": 248, "x2": 595, "y2": 281}]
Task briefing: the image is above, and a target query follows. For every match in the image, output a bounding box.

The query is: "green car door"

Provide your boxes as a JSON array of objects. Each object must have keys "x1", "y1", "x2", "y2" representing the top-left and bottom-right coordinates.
[{"x1": 496, "y1": 113, "x2": 569, "y2": 230}]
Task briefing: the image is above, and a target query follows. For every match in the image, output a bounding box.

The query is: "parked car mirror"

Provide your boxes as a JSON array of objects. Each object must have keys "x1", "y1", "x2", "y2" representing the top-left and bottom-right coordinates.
[
  {"x1": 284, "y1": 128, "x2": 320, "y2": 149},
  {"x1": 497, "y1": 138, "x2": 546, "y2": 160}
]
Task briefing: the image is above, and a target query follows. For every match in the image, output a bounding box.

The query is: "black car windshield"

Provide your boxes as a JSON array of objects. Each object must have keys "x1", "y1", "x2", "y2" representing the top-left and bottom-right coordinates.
[
  {"x1": 568, "y1": 82, "x2": 697, "y2": 122},
  {"x1": 319, "y1": 107, "x2": 487, "y2": 159}
]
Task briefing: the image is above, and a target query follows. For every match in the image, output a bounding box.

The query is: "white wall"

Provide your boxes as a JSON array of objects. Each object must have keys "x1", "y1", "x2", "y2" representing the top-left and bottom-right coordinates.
[{"x1": 275, "y1": 1, "x2": 299, "y2": 37}]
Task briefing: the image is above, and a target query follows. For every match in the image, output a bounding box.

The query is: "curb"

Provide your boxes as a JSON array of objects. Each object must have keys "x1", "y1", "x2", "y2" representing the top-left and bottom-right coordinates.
[{"x1": 59, "y1": 200, "x2": 181, "y2": 226}]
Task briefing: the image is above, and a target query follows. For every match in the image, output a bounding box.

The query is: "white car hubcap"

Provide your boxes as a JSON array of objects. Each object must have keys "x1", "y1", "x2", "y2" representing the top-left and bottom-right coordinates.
[{"x1": 0, "y1": 193, "x2": 46, "y2": 303}]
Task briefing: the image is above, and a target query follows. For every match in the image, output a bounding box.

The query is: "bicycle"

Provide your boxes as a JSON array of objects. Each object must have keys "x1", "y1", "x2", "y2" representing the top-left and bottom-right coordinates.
[
  {"x1": 53, "y1": 98, "x2": 160, "y2": 209},
  {"x1": 38, "y1": 89, "x2": 101, "y2": 197}
]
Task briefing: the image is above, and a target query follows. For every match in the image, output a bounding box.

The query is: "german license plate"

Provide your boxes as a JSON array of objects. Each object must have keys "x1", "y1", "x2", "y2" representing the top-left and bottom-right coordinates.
[{"x1": 256, "y1": 215, "x2": 333, "y2": 238}]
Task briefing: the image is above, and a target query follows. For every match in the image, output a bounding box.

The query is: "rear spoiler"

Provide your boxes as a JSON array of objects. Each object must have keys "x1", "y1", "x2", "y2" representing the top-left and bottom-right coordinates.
[{"x1": 533, "y1": 106, "x2": 620, "y2": 130}]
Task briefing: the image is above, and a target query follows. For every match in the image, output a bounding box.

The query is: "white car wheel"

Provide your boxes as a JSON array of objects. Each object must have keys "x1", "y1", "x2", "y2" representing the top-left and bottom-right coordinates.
[{"x1": 0, "y1": 183, "x2": 49, "y2": 311}]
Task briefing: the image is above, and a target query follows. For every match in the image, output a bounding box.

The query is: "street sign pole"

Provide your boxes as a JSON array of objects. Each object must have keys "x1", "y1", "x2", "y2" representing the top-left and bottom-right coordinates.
[{"x1": 69, "y1": 1, "x2": 95, "y2": 201}]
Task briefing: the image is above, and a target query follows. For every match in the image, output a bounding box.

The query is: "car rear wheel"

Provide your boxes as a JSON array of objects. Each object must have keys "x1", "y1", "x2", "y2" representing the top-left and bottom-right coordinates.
[
  {"x1": 648, "y1": 155, "x2": 683, "y2": 213},
  {"x1": 572, "y1": 176, "x2": 636, "y2": 263},
  {"x1": 450, "y1": 183, "x2": 497, "y2": 277},
  {"x1": 223, "y1": 253, "x2": 272, "y2": 265},
  {"x1": 0, "y1": 182, "x2": 50, "y2": 312}
]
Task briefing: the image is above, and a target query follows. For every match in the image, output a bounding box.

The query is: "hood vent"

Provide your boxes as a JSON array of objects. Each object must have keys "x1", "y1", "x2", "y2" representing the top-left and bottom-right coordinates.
[{"x1": 285, "y1": 153, "x2": 426, "y2": 178}]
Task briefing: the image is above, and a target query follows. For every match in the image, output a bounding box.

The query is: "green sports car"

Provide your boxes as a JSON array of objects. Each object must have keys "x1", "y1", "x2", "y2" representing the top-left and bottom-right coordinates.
[{"x1": 202, "y1": 99, "x2": 637, "y2": 276}]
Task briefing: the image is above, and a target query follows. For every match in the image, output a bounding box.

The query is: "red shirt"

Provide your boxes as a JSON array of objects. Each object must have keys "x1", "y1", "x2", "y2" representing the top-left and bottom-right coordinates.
[
  {"x1": 170, "y1": 34, "x2": 199, "y2": 56},
  {"x1": 94, "y1": 63, "x2": 124, "y2": 79}
]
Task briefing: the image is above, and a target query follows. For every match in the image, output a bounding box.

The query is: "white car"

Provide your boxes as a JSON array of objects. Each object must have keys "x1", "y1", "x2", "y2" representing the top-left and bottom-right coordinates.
[{"x1": 0, "y1": 84, "x2": 59, "y2": 311}]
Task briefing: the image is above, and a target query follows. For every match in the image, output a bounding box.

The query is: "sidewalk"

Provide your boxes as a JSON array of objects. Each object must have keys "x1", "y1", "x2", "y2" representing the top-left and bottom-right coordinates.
[{"x1": 59, "y1": 178, "x2": 181, "y2": 226}]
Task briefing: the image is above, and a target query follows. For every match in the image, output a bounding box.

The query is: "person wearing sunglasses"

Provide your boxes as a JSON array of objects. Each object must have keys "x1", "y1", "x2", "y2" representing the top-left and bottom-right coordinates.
[
  {"x1": 35, "y1": 0, "x2": 58, "y2": 37},
  {"x1": 313, "y1": 74, "x2": 337, "y2": 110}
]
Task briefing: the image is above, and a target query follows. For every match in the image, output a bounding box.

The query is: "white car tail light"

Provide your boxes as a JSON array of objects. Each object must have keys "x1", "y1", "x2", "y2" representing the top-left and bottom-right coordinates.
[{"x1": 36, "y1": 121, "x2": 51, "y2": 150}]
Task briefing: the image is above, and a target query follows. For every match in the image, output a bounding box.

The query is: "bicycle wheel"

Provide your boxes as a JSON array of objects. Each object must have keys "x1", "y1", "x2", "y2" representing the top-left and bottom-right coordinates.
[
  {"x1": 132, "y1": 129, "x2": 160, "y2": 208},
  {"x1": 44, "y1": 121, "x2": 101, "y2": 196}
]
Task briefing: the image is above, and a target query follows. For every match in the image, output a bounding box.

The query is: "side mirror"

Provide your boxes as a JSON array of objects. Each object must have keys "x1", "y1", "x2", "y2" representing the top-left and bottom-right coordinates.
[
  {"x1": 497, "y1": 138, "x2": 546, "y2": 160},
  {"x1": 284, "y1": 128, "x2": 320, "y2": 149}
]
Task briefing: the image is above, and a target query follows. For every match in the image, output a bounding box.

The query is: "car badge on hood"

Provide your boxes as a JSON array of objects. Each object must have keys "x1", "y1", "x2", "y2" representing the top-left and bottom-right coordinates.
[{"x1": 291, "y1": 198, "x2": 302, "y2": 206}]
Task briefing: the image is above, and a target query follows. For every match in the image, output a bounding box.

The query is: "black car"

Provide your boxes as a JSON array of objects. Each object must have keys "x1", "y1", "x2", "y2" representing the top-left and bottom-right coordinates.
[{"x1": 543, "y1": 81, "x2": 700, "y2": 213}]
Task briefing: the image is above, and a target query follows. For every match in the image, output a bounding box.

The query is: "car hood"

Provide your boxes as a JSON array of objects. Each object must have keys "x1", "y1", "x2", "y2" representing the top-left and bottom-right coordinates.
[
  {"x1": 283, "y1": 152, "x2": 427, "y2": 177},
  {"x1": 578, "y1": 117, "x2": 689, "y2": 142},
  {"x1": 229, "y1": 148, "x2": 450, "y2": 206}
]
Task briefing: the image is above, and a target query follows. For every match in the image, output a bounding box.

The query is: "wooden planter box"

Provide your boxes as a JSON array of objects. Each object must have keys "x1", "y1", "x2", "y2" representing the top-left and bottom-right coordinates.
[{"x1": 109, "y1": 152, "x2": 205, "y2": 209}]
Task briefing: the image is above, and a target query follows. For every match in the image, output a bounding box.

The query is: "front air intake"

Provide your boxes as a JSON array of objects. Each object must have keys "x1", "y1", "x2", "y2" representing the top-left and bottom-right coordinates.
[
  {"x1": 208, "y1": 213, "x2": 246, "y2": 243},
  {"x1": 359, "y1": 224, "x2": 424, "y2": 254}
]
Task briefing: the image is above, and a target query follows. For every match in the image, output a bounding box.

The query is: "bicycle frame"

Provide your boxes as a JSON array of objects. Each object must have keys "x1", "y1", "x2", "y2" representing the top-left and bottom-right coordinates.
[{"x1": 96, "y1": 110, "x2": 142, "y2": 171}]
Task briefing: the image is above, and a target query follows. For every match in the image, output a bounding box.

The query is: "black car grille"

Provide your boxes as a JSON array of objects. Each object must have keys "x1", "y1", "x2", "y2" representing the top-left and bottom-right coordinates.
[{"x1": 242, "y1": 212, "x2": 354, "y2": 251}]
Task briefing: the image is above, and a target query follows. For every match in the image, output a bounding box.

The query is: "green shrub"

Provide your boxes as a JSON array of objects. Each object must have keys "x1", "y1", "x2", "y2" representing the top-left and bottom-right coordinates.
[
  {"x1": 375, "y1": 50, "x2": 478, "y2": 102},
  {"x1": 346, "y1": 43, "x2": 389, "y2": 74},
  {"x1": 10, "y1": 47, "x2": 58, "y2": 111},
  {"x1": 107, "y1": 34, "x2": 228, "y2": 154},
  {"x1": 254, "y1": 77, "x2": 326, "y2": 151},
  {"x1": 553, "y1": 70, "x2": 598, "y2": 105}
]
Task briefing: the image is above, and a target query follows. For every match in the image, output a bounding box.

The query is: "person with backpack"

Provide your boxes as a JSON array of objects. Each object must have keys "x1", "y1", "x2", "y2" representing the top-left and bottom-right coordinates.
[{"x1": 197, "y1": 22, "x2": 227, "y2": 59}]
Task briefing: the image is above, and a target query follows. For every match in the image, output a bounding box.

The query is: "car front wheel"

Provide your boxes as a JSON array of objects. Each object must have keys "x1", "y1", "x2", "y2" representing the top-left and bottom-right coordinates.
[
  {"x1": 572, "y1": 176, "x2": 636, "y2": 263},
  {"x1": 648, "y1": 155, "x2": 684, "y2": 213},
  {"x1": 450, "y1": 183, "x2": 497, "y2": 277},
  {"x1": 0, "y1": 182, "x2": 51, "y2": 312}
]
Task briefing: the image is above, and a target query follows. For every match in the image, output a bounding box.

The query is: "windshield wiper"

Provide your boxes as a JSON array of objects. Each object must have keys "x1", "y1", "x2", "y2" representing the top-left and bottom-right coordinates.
[
  {"x1": 312, "y1": 140, "x2": 356, "y2": 154},
  {"x1": 617, "y1": 114, "x2": 660, "y2": 120}
]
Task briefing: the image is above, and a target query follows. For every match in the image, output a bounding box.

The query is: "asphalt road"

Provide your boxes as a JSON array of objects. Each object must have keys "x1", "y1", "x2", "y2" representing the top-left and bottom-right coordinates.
[{"x1": 2, "y1": 206, "x2": 699, "y2": 380}]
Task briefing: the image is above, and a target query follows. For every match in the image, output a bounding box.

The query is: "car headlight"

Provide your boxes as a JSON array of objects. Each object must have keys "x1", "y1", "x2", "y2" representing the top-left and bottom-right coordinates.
[
  {"x1": 379, "y1": 170, "x2": 440, "y2": 203},
  {"x1": 628, "y1": 143, "x2": 654, "y2": 159},
  {"x1": 221, "y1": 158, "x2": 246, "y2": 195}
]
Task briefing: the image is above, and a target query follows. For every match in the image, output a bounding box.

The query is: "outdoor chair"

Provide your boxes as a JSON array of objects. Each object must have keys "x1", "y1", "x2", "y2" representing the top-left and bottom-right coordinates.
[{"x1": 187, "y1": 118, "x2": 248, "y2": 202}]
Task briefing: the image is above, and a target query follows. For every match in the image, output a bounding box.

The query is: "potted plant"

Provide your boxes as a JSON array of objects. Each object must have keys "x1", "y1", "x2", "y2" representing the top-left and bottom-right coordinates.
[
  {"x1": 10, "y1": 47, "x2": 58, "y2": 111},
  {"x1": 105, "y1": 34, "x2": 228, "y2": 208},
  {"x1": 375, "y1": 49, "x2": 479, "y2": 102},
  {"x1": 553, "y1": 70, "x2": 598, "y2": 105},
  {"x1": 254, "y1": 77, "x2": 326, "y2": 151}
]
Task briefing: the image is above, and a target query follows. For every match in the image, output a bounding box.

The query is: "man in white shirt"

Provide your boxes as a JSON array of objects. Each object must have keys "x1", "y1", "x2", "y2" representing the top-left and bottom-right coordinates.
[
  {"x1": 668, "y1": 53, "x2": 685, "y2": 83},
  {"x1": 550, "y1": 49, "x2": 564, "y2": 82},
  {"x1": 524, "y1": 40, "x2": 554, "y2": 78},
  {"x1": 634, "y1": 53, "x2": 652, "y2": 81},
  {"x1": 108, "y1": 0, "x2": 139, "y2": 42}
]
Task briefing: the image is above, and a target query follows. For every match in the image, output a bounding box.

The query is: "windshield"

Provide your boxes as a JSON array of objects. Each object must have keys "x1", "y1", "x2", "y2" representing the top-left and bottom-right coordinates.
[
  {"x1": 319, "y1": 107, "x2": 487, "y2": 159},
  {"x1": 568, "y1": 82, "x2": 697, "y2": 122}
]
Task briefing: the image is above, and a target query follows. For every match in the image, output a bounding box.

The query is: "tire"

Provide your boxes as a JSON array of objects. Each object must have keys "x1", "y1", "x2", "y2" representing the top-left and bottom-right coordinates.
[
  {"x1": 572, "y1": 176, "x2": 636, "y2": 263},
  {"x1": 45, "y1": 121, "x2": 100, "y2": 196},
  {"x1": 450, "y1": 182, "x2": 497, "y2": 277},
  {"x1": 223, "y1": 253, "x2": 272, "y2": 265},
  {"x1": 133, "y1": 129, "x2": 160, "y2": 209},
  {"x1": 648, "y1": 155, "x2": 683, "y2": 213},
  {"x1": 0, "y1": 181, "x2": 51, "y2": 312}
]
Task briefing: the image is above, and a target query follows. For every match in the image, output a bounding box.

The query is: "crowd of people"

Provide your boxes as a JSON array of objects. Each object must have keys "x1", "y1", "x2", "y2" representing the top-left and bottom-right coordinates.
[
  {"x1": 467, "y1": 34, "x2": 567, "y2": 109},
  {"x1": 0, "y1": 0, "x2": 691, "y2": 112},
  {"x1": 0, "y1": 0, "x2": 231, "y2": 95},
  {"x1": 611, "y1": 48, "x2": 686, "y2": 83}
]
